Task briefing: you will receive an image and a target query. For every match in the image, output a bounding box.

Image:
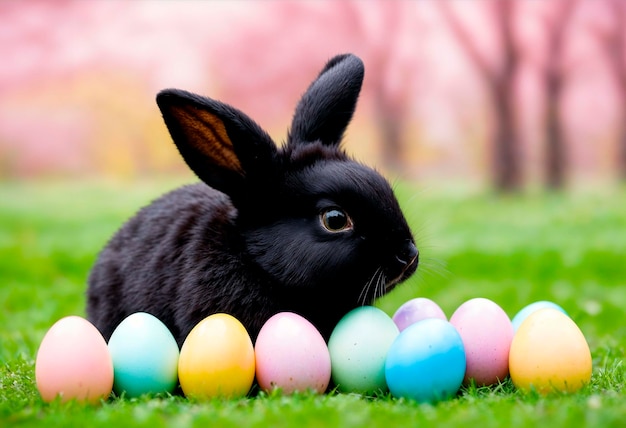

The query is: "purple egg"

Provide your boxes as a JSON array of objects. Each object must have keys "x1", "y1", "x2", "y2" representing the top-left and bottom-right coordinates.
[{"x1": 392, "y1": 298, "x2": 447, "y2": 332}]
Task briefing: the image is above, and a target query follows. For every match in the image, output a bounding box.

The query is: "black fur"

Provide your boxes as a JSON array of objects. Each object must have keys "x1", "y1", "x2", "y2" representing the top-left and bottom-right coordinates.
[{"x1": 86, "y1": 54, "x2": 418, "y2": 347}]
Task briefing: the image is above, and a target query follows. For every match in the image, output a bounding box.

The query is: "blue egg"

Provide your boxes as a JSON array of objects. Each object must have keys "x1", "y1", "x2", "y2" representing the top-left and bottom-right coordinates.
[
  {"x1": 511, "y1": 301, "x2": 568, "y2": 332},
  {"x1": 108, "y1": 312, "x2": 179, "y2": 398},
  {"x1": 385, "y1": 318, "x2": 465, "y2": 403}
]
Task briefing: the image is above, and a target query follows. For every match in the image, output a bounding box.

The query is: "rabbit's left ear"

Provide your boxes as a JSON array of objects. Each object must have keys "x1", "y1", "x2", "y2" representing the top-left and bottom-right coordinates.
[
  {"x1": 289, "y1": 54, "x2": 364, "y2": 147},
  {"x1": 156, "y1": 89, "x2": 277, "y2": 200}
]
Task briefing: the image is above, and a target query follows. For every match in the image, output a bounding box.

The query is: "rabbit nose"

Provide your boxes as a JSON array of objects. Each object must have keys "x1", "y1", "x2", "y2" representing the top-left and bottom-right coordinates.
[{"x1": 396, "y1": 240, "x2": 418, "y2": 268}]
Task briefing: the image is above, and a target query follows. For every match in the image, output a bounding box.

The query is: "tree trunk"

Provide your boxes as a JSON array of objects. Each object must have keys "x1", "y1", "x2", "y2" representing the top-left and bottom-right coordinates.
[
  {"x1": 545, "y1": 62, "x2": 566, "y2": 189},
  {"x1": 542, "y1": 0, "x2": 578, "y2": 190},
  {"x1": 491, "y1": 80, "x2": 520, "y2": 191},
  {"x1": 545, "y1": 109, "x2": 565, "y2": 188},
  {"x1": 438, "y1": 0, "x2": 522, "y2": 192},
  {"x1": 377, "y1": 101, "x2": 404, "y2": 172},
  {"x1": 491, "y1": 0, "x2": 521, "y2": 191}
]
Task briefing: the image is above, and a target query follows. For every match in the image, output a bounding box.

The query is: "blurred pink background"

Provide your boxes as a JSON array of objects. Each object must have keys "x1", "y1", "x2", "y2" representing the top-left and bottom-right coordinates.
[{"x1": 1, "y1": 0, "x2": 625, "y2": 189}]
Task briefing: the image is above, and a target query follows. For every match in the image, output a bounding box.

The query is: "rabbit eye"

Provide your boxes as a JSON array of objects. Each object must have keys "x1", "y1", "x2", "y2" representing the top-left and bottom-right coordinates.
[{"x1": 320, "y1": 208, "x2": 353, "y2": 232}]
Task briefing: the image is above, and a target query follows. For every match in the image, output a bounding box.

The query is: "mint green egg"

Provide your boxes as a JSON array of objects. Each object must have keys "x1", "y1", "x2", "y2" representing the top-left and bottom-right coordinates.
[
  {"x1": 511, "y1": 301, "x2": 568, "y2": 332},
  {"x1": 328, "y1": 306, "x2": 399, "y2": 395},
  {"x1": 108, "y1": 312, "x2": 179, "y2": 398}
]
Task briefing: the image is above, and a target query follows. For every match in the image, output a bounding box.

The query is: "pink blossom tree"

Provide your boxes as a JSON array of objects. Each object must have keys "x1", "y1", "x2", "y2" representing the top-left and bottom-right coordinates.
[
  {"x1": 439, "y1": 0, "x2": 530, "y2": 191},
  {"x1": 208, "y1": 0, "x2": 423, "y2": 173}
]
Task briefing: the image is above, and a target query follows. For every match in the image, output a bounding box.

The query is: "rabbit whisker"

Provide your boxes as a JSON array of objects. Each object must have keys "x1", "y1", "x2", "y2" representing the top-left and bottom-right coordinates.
[
  {"x1": 359, "y1": 267, "x2": 387, "y2": 306},
  {"x1": 358, "y1": 267, "x2": 379, "y2": 306},
  {"x1": 375, "y1": 270, "x2": 388, "y2": 301}
]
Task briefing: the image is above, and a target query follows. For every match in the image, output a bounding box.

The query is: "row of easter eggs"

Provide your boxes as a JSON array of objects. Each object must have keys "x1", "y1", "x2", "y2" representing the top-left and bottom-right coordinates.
[
  {"x1": 35, "y1": 298, "x2": 592, "y2": 404},
  {"x1": 35, "y1": 311, "x2": 331, "y2": 404}
]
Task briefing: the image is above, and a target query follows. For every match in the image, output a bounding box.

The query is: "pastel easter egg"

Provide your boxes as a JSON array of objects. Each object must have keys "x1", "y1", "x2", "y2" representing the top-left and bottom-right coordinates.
[
  {"x1": 509, "y1": 308, "x2": 592, "y2": 394},
  {"x1": 255, "y1": 312, "x2": 331, "y2": 394},
  {"x1": 392, "y1": 297, "x2": 447, "y2": 331},
  {"x1": 328, "y1": 306, "x2": 399, "y2": 394},
  {"x1": 449, "y1": 298, "x2": 514, "y2": 386},
  {"x1": 35, "y1": 316, "x2": 113, "y2": 404},
  {"x1": 385, "y1": 318, "x2": 466, "y2": 403},
  {"x1": 178, "y1": 313, "x2": 255, "y2": 399},
  {"x1": 108, "y1": 312, "x2": 179, "y2": 398}
]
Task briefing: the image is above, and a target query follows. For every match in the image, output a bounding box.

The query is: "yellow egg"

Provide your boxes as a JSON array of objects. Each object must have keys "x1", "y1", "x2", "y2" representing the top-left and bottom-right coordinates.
[
  {"x1": 509, "y1": 308, "x2": 592, "y2": 394},
  {"x1": 178, "y1": 313, "x2": 255, "y2": 399}
]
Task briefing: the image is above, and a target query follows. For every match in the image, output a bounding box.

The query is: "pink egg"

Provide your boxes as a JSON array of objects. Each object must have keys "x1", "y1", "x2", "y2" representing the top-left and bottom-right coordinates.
[
  {"x1": 255, "y1": 312, "x2": 331, "y2": 394},
  {"x1": 449, "y1": 298, "x2": 514, "y2": 386},
  {"x1": 35, "y1": 316, "x2": 113, "y2": 403},
  {"x1": 392, "y1": 298, "x2": 447, "y2": 331}
]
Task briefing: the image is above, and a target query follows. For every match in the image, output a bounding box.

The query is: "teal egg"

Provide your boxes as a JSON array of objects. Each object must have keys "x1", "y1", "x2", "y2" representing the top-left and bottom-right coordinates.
[
  {"x1": 511, "y1": 301, "x2": 568, "y2": 332},
  {"x1": 328, "y1": 306, "x2": 399, "y2": 394},
  {"x1": 108, "y1": 312, "x2": 179, "y2": 398}
]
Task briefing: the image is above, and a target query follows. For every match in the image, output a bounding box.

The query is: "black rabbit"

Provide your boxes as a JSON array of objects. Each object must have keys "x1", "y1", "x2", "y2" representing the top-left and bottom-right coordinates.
[{"x1": 86, "y1": 54, "x2": 418, "y2": 347}]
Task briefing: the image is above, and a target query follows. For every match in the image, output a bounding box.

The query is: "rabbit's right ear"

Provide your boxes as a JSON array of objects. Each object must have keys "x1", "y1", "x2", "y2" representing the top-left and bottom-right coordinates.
[{"x1": 156, "y1": 89, "x2": 277, "y2": 200}]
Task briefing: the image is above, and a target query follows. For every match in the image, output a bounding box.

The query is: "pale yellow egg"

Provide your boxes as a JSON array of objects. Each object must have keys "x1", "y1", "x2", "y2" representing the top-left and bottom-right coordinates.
[{"x1": 509, "y1": 308, "x2": 592, "y2": 394}]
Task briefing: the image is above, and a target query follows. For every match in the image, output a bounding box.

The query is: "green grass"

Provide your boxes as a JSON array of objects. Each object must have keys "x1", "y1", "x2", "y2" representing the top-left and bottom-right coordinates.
[{"x1": 1, "y1": 179, "x2": 625, "y2": 427}]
